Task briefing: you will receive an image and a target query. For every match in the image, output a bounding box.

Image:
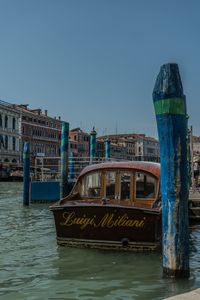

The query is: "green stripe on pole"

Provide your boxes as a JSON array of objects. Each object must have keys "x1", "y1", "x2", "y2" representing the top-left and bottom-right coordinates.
[
  {"x1": 154, "y1": 97, "x2": 185, "y2": 115},
  {"x1": 23, "y1": 153, "x2": 29, "y2": 160}
]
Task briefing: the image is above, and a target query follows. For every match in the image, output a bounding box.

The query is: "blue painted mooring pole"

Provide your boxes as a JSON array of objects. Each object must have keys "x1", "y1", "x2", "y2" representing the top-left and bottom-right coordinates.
[
  {"x1": 90, "y1": 127, "x2": 97, "y2": 164},
  {"x1": 105, "y1": 139, "x2": 111, "y2": 161},
  {"x1": 60, "y1": 122, "x2": 69, "y2": 199},
  {"x1": 153, "y1": 63, "x2": 189, "y2": 278},
  {"x1": 23, "y1": 142, "x2": 30, "y2": 206}
]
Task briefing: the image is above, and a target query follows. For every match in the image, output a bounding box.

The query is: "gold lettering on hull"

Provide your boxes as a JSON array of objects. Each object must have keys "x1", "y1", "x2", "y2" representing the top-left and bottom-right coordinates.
[{"x1": 60, "y1": 211, "x2": 146, "y2": 230}]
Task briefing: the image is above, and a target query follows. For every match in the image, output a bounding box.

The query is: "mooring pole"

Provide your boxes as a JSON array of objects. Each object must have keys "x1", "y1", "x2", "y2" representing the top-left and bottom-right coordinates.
[
  {"x1": 105, "y1": 139, "x2": 111, "y2": 161},
  {"x1": 90, "y1": 127, "x2": 97, "y2": 164},
  {"x1": 69, "y1": 151, "x2": 74, "y2": 181},
  {"x1": 23, "y1": 142, "x2": 30, "y2": 206},
  {"x1": 60, "y1": 122, "x2": 69, "y2": 199},
  {"x1": 153, "y1": 63, "x2": 189, "y2": 278}
]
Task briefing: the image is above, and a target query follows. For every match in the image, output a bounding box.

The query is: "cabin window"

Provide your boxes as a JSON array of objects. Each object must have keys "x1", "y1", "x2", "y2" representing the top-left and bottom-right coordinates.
[
  {"x1": 120, "y1": 172, "x2": 131, "y2": 200},
  {"x1": 136, "y1": 172, "x2": 157, "y2": 199},
  {"x1": 105, "y1": 171, "x2": 116, "y2": 199},
  {"x1": 81, "y1": 172, "x2": 101, "y2": 198}
]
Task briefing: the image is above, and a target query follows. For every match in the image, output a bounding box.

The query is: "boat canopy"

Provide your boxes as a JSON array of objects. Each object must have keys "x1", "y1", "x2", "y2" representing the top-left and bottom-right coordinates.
[{"x1": 79, "y1": 161, "x2": 160, "y2": 180}]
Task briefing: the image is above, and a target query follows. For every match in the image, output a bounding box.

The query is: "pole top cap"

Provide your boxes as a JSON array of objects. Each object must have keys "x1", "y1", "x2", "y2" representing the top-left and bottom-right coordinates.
[
  {"x1": 153, "y1": 63, "x2": 184, "y2": 101},
  {"x1": 90, "y1": 126, "x2": 97, "y2": 135}
]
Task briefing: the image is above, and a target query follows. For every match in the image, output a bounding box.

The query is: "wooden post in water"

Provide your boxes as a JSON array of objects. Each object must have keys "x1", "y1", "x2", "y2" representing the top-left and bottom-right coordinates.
[
  {"x1": 23, "y1": 142, "x2": 30, "y2": 206},
  {"x1": 152, "y1": 63, "x2": 189, "y2": 278},
  {"x1": 90, "y1": 127, "x2": 97, "y2": 164},
  {"x1": 105, "y1": 139, "x2": 111, "y2": 161},
  {"x1": 60, "y1": 122, "x2": 69, "y2": 199}
]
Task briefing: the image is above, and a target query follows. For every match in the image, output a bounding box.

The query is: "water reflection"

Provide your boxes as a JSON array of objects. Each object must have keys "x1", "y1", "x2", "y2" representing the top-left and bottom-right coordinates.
[{"x1": 0, "y1": 182, "x2": 200, "y2": 300}]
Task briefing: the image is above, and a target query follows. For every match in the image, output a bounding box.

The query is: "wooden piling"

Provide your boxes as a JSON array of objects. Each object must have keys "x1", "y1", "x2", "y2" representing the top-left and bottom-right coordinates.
[
  {"x1": 60, "y1": 122, "x2": 69, "y2": 199},
  {"x1": 90, "y1": 127, "x2": 97, "y2": 164},
  {"x1": 23, "y1": 142, "x2": 30, "y2": 206},
  {"x1": 153, "y1": 63, "x2": 189, "y2": 278},
  {"x1": 105, "y1": 139, "x2": 111, "y2": 161}
]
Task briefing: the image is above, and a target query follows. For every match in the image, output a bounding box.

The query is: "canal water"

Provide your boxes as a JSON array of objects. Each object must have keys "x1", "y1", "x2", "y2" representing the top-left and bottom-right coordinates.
[{"x1": 1, "y1": 183, "x2": 200, "y2": 300}]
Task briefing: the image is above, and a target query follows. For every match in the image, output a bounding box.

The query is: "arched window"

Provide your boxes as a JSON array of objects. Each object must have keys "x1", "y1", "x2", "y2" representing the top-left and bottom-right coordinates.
[
  {"x1": 12, "y1": 117, "x2": 16, "y2": 130},
  {"x1": 13, "y1": 137, "x2": 16, "y2": 151},
  {"x1": 5, "y1": 115, "x2": 8, "y2": 128},
  {"x1": 5, "y1": 136, "x2": 8, "y2": 149}
]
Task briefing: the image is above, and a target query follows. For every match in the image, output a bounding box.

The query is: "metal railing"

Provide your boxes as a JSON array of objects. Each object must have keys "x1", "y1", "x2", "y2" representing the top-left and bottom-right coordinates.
[{"x1": 32, "y1": 155, "x2": 160, "y2": 182}]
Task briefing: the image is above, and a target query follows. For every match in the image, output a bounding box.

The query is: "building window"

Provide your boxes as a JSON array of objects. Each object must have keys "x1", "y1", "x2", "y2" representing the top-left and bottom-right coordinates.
[
  {"x1": 12, "y1": 117, "x2": 16, "y2": 130},
  {"x1": 13, "y1": 137, "x2": 16, "y2": 151},
  {"x1": 0, "y1": 114, "x2": 2, "y2": 127},
  {"x1": 5, "y1": 136, "x2": 8, "y2": 149},
  {"x1": 5, "y1": 115, "x2": 8, "y2": 128},
  {"x1": 0, "y1": 135, "x2": 4, "y2": 149}
]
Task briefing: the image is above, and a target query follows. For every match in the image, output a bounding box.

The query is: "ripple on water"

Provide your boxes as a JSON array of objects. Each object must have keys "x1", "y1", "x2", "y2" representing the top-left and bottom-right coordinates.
[{"x1": 1, "y1": 183, "x2": 200, "y2": 300}]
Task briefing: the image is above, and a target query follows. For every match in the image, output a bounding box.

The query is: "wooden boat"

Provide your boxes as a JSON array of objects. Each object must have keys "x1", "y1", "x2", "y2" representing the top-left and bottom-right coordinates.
[
  {"x1": 9, "y1": 170, "x2": 23, "y2": 182},
  {"x1": 50, "y1": 161, "x2": 162, "y2": 251}
]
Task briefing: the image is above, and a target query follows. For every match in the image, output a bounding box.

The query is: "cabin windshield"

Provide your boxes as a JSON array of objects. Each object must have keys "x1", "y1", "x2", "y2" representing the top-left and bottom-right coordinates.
[
  {"x1": 105, "y1": 171, "x2": 116, "y2": 199},
  {"x1": 76, "y1": 167, "x2": 158, "y2": 204},
  {"x1": 120, "y1": 172, "x2": 131, "y2": 200},
  {"x1": 136, "y1": 172, "x2": 157, "y2": 199},
  {"x1": 80, "y1": 171, "x2": 101, "y2": 198}
]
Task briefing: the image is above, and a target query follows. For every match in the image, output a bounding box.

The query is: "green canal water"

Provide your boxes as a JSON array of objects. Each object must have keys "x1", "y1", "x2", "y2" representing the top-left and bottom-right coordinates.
[{"x1": 1, "y1": 182, "x2": 200, "y2": 300}]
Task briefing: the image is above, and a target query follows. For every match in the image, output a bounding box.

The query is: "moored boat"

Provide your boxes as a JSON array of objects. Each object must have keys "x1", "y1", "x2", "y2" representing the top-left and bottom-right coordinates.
[{"x1": 50, "y1": 161, "x2": 162, "y2": 251}]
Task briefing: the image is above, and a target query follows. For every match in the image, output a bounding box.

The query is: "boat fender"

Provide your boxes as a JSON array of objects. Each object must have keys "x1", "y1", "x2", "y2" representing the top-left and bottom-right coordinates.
[{"x1": 121, "y1": 238, "x2": 129, "y2": 247}]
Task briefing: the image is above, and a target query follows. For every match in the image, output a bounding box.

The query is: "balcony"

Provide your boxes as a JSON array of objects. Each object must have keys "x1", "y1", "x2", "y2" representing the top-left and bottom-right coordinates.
[
  {"x1": 0, "y1": 127, "x2": 19, "y2": 135},
  {"x1": 0, "y1": 149, "x2": 20, "y2": 155}
]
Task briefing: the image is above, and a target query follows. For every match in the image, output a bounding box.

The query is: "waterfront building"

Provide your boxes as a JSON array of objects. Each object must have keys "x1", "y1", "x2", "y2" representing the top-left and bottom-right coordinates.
[
  {"x1": 96, "y1": 140, "x2": 104, "y2": 158},
  {"x1": 97, "y1": 133, "x2": 159, "y2": 162},
  {"x1": 193, "y1": 135, "x2": 200, "y2": 156},
  {"x1": 135, "y1": 134, "x2": 160, "y2": 162},
  {"x1": 96, "y1": 139, "x2": 126, "y2": 160},
  {"x1": 69, "y1": 128, "x2": 89, "y2": 157},
  {"x1": 0, "y1": 100, "x2": 21, "y2": 166},
  {"x1": 15, "y1": 105, "x2": 62, "y2": 164}
]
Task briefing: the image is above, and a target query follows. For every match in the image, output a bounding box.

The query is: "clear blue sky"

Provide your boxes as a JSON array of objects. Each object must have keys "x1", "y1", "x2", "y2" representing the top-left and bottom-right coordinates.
[{"x1": 0, "y1": 0, "x2": 199, "y2": 137}]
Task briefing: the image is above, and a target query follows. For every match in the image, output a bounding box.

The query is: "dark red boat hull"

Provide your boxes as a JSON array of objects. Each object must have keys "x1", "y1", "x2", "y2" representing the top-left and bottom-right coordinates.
[{"x1": 51, "y1": 204, "x2": 161, "y2": 251}]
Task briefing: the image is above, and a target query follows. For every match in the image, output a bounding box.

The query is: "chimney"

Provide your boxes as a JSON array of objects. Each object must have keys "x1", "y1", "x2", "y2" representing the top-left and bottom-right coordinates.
[
  {"x1": 45, "y1": 110, "x2": 48, "y2": 116},
  {"x1": 58, "y1": 116, "x2": 61, "y2": 120}
]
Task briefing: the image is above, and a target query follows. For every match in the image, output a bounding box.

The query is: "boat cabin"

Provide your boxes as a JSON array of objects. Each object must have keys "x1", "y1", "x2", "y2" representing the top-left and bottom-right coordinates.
[{"x1": 61, "y1": 161, "x2": 160, "y2": 208}]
